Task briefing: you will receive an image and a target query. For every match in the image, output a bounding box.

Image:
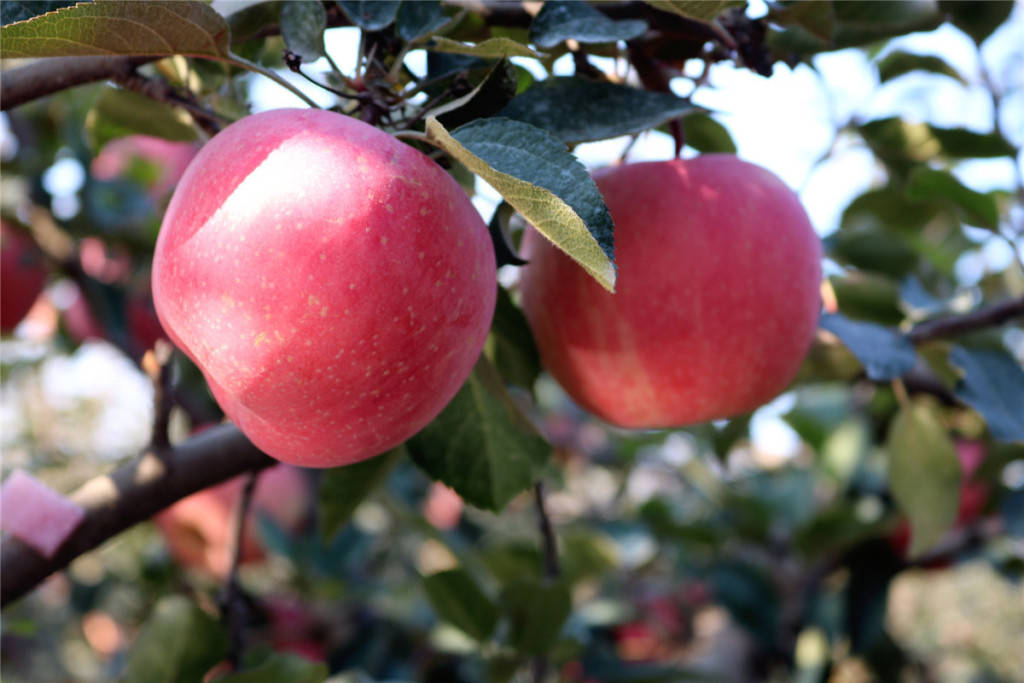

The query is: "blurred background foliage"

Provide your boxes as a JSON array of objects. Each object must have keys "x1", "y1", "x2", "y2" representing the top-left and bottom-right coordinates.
[{"x1": 1, "y1": 1, "x2": 1023, "y2": 682}]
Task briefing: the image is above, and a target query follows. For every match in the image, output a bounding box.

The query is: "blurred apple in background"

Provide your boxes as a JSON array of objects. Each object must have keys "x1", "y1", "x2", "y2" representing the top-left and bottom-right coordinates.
[
  {"x1": 91, "y1": 135, "x2": 198, "y2": 203},
  {"x1": 2, "y1": 220, "x2": 48, "y2": 334},
  {"x1": 422, "y1": 482, "x2": 464, "y2": 531},
  {"x1": 154, "y1": 464, "x2": 308, "y2": 577}
]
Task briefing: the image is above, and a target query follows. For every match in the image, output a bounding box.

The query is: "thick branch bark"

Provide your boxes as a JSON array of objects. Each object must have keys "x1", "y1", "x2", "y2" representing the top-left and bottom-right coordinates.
[
  {"x1": 1, "y1": 56, "x2": 155, "y2": 110},
  {"x1": 1, "y1": 424, "x2": 275, "y2": 607},
  {"x1": 907, "y1": 295, "x2": 1024, "y2": 344}
]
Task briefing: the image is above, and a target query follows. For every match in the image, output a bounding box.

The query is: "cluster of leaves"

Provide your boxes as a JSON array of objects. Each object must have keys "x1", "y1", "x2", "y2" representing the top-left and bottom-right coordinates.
[{"x1": 2, "y1": 1, "x2": 1023, "y2": 682}]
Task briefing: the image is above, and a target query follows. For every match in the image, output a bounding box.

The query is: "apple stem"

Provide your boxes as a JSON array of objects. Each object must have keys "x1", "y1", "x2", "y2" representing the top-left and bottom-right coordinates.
[{"x1": 220, "y1": 470, "x2": 260, "y2": 670}]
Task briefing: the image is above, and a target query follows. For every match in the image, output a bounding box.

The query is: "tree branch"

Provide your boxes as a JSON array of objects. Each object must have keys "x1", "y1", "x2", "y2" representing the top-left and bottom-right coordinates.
[
  {"x1": 907, "y1": 295, "x2": 1024, "y2": 344},
  {"x1": 1, "y1": 56, "x2": 156, "y2": 110},
  {"x1": 1, "y1": 424, "x2": 275, "y2": 608}
]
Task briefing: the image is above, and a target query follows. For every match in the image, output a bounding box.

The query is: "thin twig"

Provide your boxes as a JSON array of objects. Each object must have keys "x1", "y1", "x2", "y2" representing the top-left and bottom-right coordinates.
[
  {"x1": 108, "y1": 69, "x2": 223, "y2": 137},
  {"x1": 220, "y1": 471, "x2": 260, "y2": 670},
  {"x1": 531, "y1": 481, "x2": 560, "y2": 683},
  {"x1": 142, "y1": 340, "x2": 176, "y2": 453},
  {"x1": 906, "y1": 295, "x2": 1024, "y2": 344}
]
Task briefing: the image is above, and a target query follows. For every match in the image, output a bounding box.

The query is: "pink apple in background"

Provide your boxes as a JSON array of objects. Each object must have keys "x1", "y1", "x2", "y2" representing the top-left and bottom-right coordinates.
[
  {"x1": 91, "y1": 135, "x2": 198, "y2": 202},
  {"x1": 154, "y1": 464, "x2": 308, "y2": 577},
  {"x1": 1, "y1": 221, "x2": 48, "y2": 334},
  {"x1": 0, "y1": 469, "x2": 85, "y2": 558},
  {"x1": 152, "y1": 108, "x2": 496, "y2": 468},
  {"x1": 519, "y1": 155, "x2": 822, "y2": 429},
  {"x1": 423, "y1": 482, "x2": 464, "y2": 530}
]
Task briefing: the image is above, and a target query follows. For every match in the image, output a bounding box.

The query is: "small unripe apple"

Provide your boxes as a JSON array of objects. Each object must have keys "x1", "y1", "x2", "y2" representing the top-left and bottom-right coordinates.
[
  {"x1": 520, "y1": 156, "x2": 822, "y2": 428},
  {"x1": 1, "y1": 221, "x2": 47, "y2": 334},
  {"x1": 153, "y1": 109, "x2": 496, "y2": 467},
  {"x1": 154, "y1": 464, "x2": 307, "y2": 577}
]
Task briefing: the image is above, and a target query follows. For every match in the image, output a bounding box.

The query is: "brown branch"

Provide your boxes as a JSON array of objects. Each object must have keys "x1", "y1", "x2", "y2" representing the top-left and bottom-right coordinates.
[
  {"x1": 1, "y1": 56, "x2": 155, "y2": 110},
  {"x1": 1, "y1": 424, "x2": 275, "y2": 608},
  {"x1": 108, "y1": 69, "x2": 223, "y2": 137},
  {"x1": 907, "y1": 295, "x2": 1024, "y2": 344}
]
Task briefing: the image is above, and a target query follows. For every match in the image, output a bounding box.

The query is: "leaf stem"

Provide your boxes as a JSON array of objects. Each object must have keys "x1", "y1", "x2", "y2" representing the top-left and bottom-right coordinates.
[{"x1": 223, "y1": 52, "x2": 320, "y2": 108}]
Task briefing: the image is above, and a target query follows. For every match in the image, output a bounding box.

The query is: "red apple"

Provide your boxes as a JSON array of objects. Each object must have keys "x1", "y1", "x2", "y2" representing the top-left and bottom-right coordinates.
[
  {"x1": 152, "y1": 108, "x2": 496, "y2": 467},
  {"x1": 154, "y1": 464, "x2": 307, "y2": 577},
  {"x1": 1, "y1": 221, "x2": 47, "y2": 334},
  {"x1": 519, "y1": 156, "x2": 822, "y2": 428},
  {"x1": 91, "y1": 135, "x2": 198, "y2": 202}
]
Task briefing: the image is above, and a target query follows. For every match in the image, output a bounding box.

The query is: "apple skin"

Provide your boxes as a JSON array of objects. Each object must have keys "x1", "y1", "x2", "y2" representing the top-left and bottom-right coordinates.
[
  {"x1": 519, "y1": 156, "x2": 822, "y2": 428},
  {"x1": 154, "y1": 464, "x2": 307, "y2": 577},
  {"x1": 152, "y1": 109, "x2": 496, "y2": 467},
  {"x1": 1, "y1": 221, "x2": 47, "y2": 334}
]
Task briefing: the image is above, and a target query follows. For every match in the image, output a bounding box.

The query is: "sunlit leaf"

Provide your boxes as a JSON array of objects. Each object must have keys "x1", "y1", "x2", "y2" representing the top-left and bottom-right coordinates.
[{"x1": 430, "y1": 36, "x2": 544, "y2": 59}]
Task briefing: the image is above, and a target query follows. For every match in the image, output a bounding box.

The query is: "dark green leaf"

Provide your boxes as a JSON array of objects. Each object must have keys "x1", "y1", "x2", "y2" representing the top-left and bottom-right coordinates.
[
  {"x1": 426, "y1": 116, "x2": 616, "y2": 291},
  {"x1": 500, "y1": 578, "x2": 572, "y2": 654},
  {"x1": 927, "y1": 125, "x2": 1016, "y2": 158},
  {"x1": 680, "y1": 112, "x2": 736, "y2": 153},
  {"x1": 499, "y1": 77, "x2": 699, "y2": 145},
  {"x1": 123, "y1": 596, "x2": 228, "y2": 683},
  {"x1": 827, "y1": 228, "x2": 919, "y2": 277},
  {"x1": 820, "y1": 313, "x2": 918, "y2": 380},
  {"x1": 336, "y1": 0, "x2": 399, "y2": 31},
  {"x1": 218, "y1": 653, "x2": 328, "y2": 683},
  {"x1": 768, "y1": 0, "x2": 836, "y2": 40},
  {"x1": 318, "y1": 448, "x2": 402, "y2": 541},
  {"x1": 707, "y1": 560, "x2": 779, "y2": 647},
  {"x1": 529, "y1": 0, "x2": 647, "y2": 49},
  {"x1": 1, "y1": 0, "x2": 77, "y2": 26},
  {"x1": 0, "y1": 1, "x2": 230, "y2": 58},
  {"x1": 906, "y1": 167, "x2": 999, "y2": 229},
  {"x1": 645, "y1": 0, "x2": 744, "y2": 23},
  {"x1": 832, "y1": 1, "x2": 943, "y2": 46},
  {"x1": 434, "y1": 59, "x2": 519, "y2": 131},
  {"x1": 422, "y1": 568, "x2": 498, "y2": 640},
  {"x1": 397, "y1": 0, "x2": 451, "y2": 42},
  {"x1": 430, "y1": 35, "x2": 544, "y2": 59},
  {"x1": 877, "y1": 49, "x2": 964, "y2": 83},
  {"x1": 949, "y1": 346, "x2": 1024, "y2": 442},
  {"x1": 85, "y1": 87, "x2": 197, "y2": 152},
  {"x1": 408, "y1": 356, "x2": 550, "y2": 511},
  {"x1": 829, "y1": 275, "x2": 905, "y2": 325},
  {"x1": 485, "y1": 285, "x2": 541, "y2": 390},
  {"x1": 939, "y1": 0, "x2": 1014, "y2": 45},
  {"x1": 887, "y1": 401, "x2": 961, "y2": 556},
  {"x1": 281, "y1": 1, "x2": 326, "y2": 62}
]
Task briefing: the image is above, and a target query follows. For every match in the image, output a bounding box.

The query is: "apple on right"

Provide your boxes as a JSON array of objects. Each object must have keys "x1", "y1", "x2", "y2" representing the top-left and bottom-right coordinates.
[{"x1": 519, "y1": 155, "x2": 822, "y2": 428}]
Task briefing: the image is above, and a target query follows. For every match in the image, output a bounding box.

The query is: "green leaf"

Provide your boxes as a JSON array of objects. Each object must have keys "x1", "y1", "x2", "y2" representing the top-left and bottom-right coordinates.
[
  {"x1": 318, "y1": 448, "x2": 402, "y2": 541},
  {"x1": 832, "y1": 1, "x2": 943, "y2": 47},
  {"x1": 426, "y1": 116, "x2": 616, "y2": 292},
  {"x1": 887, "y1": 401, "x2": 961, "y2": 557},
  {"x1": 841, "y1": 186, "x2": 940, "y2": 234},
  {"x1": 1, "y1": 0, "x2": 77, "y2": 26},
  {"x1": 927, "y1": 125, "x2": 1016, "y2": 158},
  {"x1": 939, "y1": 0, "x2": 1014, "y2": 45},
  {"x1": 281, "y1": 1, "x2": 326, "y2": 62},
  {"x1": 827, "y1": 228, "x2": 919, "y2": 277},
  {"x1": 336, "y1": 0, "x2": 400, "y2": 31},
  {"x1": 85, "y1": 87, "x2": 197, "y2": 152},
  {"x1": 433, "y1": 59, "x2": 519, "y2": 131},
  {"x1": 430, "y1": 36, "x2": 544, "y2": 59},
  {"x1": 422, "y1": 568, "x2": 499, "y2": 641},
  {"x1": 218, "y1": 653, "x2": 328, "y2": 683},
  {"x1": 820, "y1": 313, "x2": 918, "y2": 380},
  {"x1": 829, "y1": 274, "x2": 905, "y2": 326},
  {"x1": 123, "y1": 596, "x2": 228, "y2": 683},
  {"x1": 877, "y1": 49, "x2": 965, "y2": 83},
  {"x1": 768, "y1": 0, "x2": 835, "y2": 40},
  {"x1": 949, "y1": 346, "x2": 1024, "y2": 442},
  {"x1": 906, "y1": 167, "x2": 999, "y2": 229},
  {"x1": 0, "y1": 1, "x2": 231, "y2": 58},
  {"x1": 485, "y1": 285, "x2": 541, "y2": 390},
  {"x1": 397, "y1": 0, "x2": 452, "y2": 43},
  {"x1": 707, "y1": 560, "x2": 779, "y2": 647},
  {"x1": 859, "y1": 117, "x2": 941, "y2": 166},
  {"x1": 529, "y1": 0, "x2": 647, "y2": 49},
  {"x1": 408, "y1": 356, "x2": 550, "y2": 512},
  {"x1": 646, "y1": 0, "x2": 744, "y2": 23},
  {"x1": 500, "y1": 578, "x2": 572, "y2": 654},
  {"x1": 499, "y1": 77, "x2": 700, "y2": 145},
  {"x1": 680, "y1": 112, "x2": 736, "y2": 153}
]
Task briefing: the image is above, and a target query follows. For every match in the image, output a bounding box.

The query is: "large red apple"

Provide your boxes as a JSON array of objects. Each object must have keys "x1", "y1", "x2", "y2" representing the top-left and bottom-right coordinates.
[
  {"x1": 1, "y1": 221, "x2": 47, "y2": 334},
  {"x1": 519, "y1": 156, "x2": 822, "y2": 428},
  {"x1": 154, "y1": 464, "x2": 307, "y2": 577},
  {"x1": 153, "y1": 109, "x2": 496, "y2": 467}
]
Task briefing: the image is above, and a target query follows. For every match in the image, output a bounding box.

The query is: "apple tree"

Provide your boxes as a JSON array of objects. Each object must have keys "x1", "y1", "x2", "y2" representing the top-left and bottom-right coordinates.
[{"x1": 1, "y1": 1, "x2": 1022, "y2": 681}]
